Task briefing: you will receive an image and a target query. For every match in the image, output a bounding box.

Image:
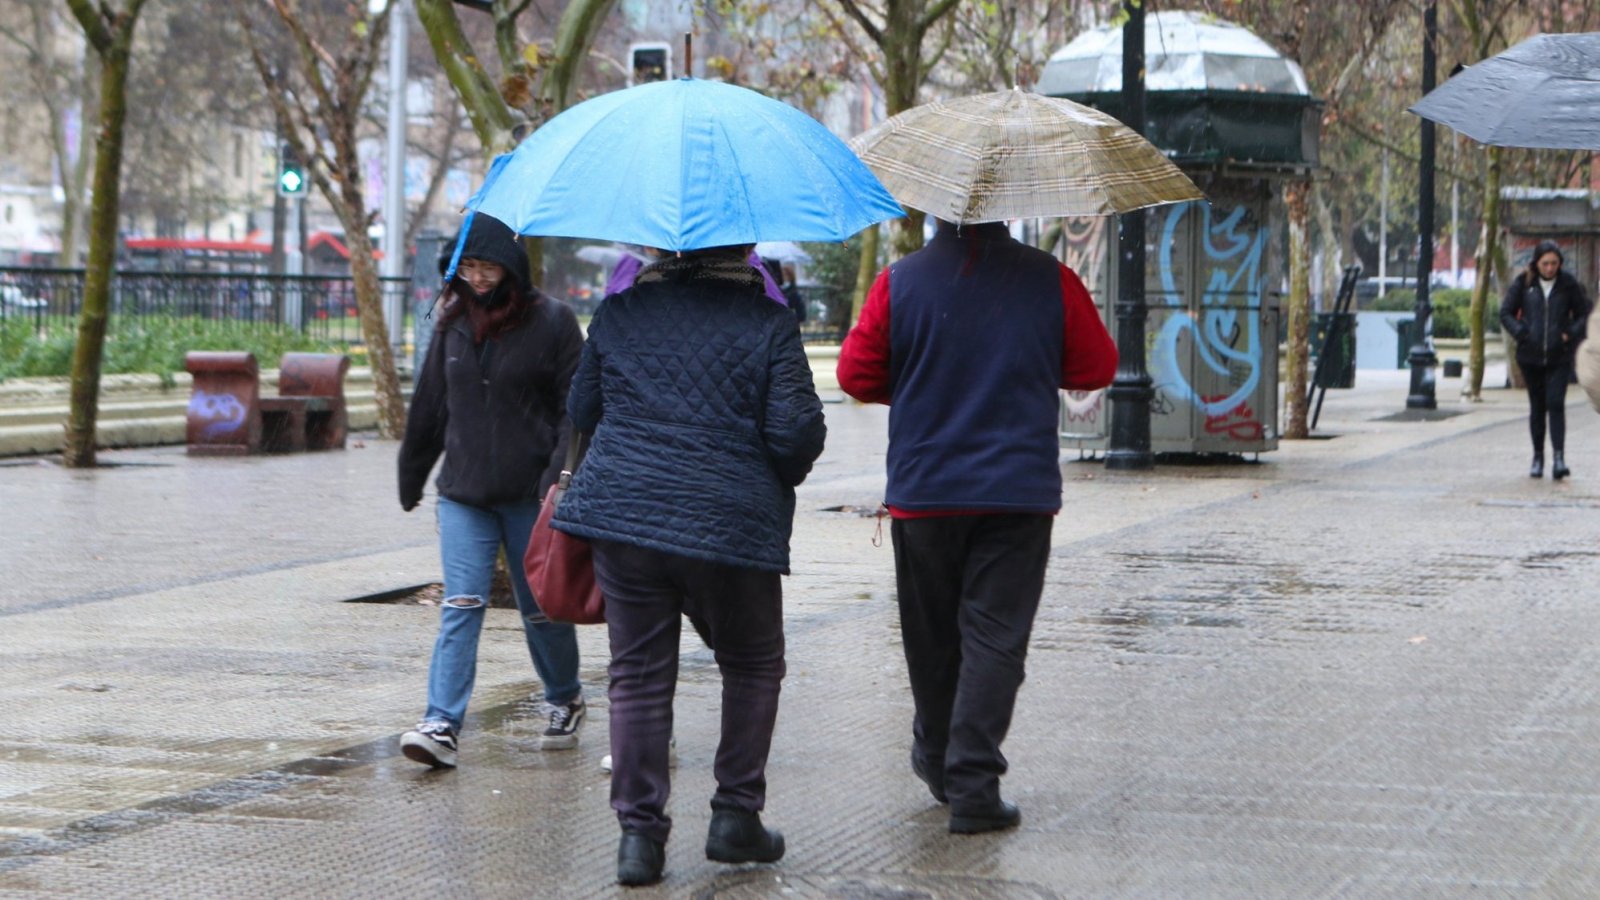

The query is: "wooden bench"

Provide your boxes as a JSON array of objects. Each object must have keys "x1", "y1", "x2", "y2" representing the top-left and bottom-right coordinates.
[{"x1": 184, "y1": 351, "x2": 350, "y2": 456}]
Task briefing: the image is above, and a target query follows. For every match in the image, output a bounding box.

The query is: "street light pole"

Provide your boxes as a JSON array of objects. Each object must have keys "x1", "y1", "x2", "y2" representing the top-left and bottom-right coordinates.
[
  {"x1": 382, "y1": 0, "x2": 408, "y2": 355},
  {"x1": 1106, "y1": 0, "x2": 1153, "y2": 470},
  {"x1": 1407, "y1": 0, "x2": 1439, "y2": 409}
]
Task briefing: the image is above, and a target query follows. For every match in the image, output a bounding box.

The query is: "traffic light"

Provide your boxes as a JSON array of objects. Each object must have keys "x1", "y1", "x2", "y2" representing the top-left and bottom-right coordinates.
[
  {"x1": 628, "y1": 42, "x2": 671, "y2": 87},
  {"x1": 277, "y1": 140, "x2": 308, "y2": 198}
]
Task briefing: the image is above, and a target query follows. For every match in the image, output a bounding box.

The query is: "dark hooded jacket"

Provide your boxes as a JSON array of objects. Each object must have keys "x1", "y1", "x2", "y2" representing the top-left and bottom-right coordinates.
[
  {"x1": 1500, "y1": 268, "x2": 1592, "y2": 368},
  {"x1": 398, "y1": 214, "x2": 582, "y2": 510}
]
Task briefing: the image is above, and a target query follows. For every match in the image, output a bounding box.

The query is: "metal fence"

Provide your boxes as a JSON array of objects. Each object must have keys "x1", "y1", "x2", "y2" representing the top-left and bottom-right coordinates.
[
  {"x1": 0, "y1": 267, "x2": 415, "y2": 349},
  {"x1": 0, "y1": 267, "x2": 852, "y2": 357}
]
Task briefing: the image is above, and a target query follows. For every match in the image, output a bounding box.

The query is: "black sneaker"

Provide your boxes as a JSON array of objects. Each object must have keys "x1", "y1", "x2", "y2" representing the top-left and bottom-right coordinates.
[
  {"x1": 541, "y1": 696, "x2": 585, "y2": 750},
  {"x1": 400, "y1": 721, "x2": 458, "y2": 768}
]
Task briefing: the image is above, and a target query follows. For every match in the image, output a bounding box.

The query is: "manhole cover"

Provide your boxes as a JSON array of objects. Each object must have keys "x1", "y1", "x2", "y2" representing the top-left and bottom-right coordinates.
[{"x1": 821, "y1": 504, "x2": 885, "y2": 517}]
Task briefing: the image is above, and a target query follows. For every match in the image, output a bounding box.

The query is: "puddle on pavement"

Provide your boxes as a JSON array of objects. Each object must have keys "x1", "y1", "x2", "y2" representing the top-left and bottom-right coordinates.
[
  {"x1": 699, "y1": 872, "x2": 1056, "y2": 899},
  {"x1": 1481, "y1": 498, "x2": 1600, "y2": 510},
  {"x1": 1078, "y1": 609, "x2": 1241, "y2": 629}
]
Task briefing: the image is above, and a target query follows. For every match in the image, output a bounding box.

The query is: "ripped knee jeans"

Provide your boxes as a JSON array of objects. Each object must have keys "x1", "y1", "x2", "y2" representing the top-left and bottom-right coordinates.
[{"x1": 421, "y1": 495, "x2": 582, "y2": 732}]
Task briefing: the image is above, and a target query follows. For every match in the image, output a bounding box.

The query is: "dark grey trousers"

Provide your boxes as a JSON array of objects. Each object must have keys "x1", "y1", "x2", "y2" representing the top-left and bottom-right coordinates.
[
  {"x1": 891, "y1": 514, "x2": 1052, "y2": 812},
  {"x1": 590, "y1": 539, "x2": 785, "y2": 845},
  {"x1": 1521, "y1": 360, "x2": 1571, "y2": 454}
]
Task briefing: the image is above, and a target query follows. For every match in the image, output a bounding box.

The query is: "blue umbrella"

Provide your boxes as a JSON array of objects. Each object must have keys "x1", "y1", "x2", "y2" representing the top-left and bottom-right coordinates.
[{"x1": 459, "y1": 78, "x2": 903, "y2": 256}]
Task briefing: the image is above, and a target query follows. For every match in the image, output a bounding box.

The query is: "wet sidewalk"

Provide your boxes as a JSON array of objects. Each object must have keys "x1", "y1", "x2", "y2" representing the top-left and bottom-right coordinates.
[{"x1": 4, "y1": 369, "x2": 1600, "y2": 897}]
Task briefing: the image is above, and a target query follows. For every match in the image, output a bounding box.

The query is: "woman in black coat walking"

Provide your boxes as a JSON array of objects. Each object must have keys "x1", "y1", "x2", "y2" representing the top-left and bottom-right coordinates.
[
  {"x1": 1500, "y1": 239, "x2": 1593, "y2": 480},
  {"x1": 396, "y1": 214, "x2": 587, "y2": 767}
]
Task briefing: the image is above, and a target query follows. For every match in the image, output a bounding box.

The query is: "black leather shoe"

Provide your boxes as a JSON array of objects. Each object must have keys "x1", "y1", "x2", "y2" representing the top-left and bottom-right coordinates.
[
  {"x1": 705, "y1": 807, "x2": 785, "y2": 863},
  {"x1": 911, "y1": 751, "x2": 947, "y2": 804},
  {"x1": 1531, "y1": 454, "x2": 1545, "y2": 478},
  {"x1": 949, "y1": 800, "x2": 1021, "y2": 834},
  {"x1": 617, "y1": 829, "x2": 664, "y2": 887},
  {"x1": 1553, "y1": 452, "x2": 1570, "y2": 480}
]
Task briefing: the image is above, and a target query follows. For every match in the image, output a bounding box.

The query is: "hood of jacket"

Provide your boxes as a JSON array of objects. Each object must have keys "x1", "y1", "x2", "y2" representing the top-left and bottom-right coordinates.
[{"x1": 436, "y1": 213, "x2": 531, "y2": 293}]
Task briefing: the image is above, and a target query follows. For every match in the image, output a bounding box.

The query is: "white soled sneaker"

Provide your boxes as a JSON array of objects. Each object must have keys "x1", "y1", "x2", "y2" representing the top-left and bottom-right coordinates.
[
  {"x1": 540, "y1": 696, "x2": 586, "y2": 750},
  {"x1": 400, "y1": 721, "x2": 458, "y2": 768}
]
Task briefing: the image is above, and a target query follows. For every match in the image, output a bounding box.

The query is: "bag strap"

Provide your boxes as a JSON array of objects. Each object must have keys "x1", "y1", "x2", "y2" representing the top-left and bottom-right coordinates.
[{"x1": 558, "y1": 432, "x2": 589, "y2": 489}]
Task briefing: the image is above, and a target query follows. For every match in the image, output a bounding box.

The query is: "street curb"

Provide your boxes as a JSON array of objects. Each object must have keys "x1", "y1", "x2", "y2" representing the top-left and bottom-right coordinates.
[{"x1": 0, "y1": 347, "x2": 846, "y2": 457}]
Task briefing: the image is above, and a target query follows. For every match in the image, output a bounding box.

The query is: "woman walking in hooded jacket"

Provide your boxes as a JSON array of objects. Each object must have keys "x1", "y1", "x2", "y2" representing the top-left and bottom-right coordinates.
[
  {"x1": 552, "y1": 244, "x2": 826, "y2": 887},
  {"x1": 1500, "y1": 239, "x2": 1593, "y2": 480},
  {"x1": 396, "y1": 213, "x2": 587, "y2": 767}
]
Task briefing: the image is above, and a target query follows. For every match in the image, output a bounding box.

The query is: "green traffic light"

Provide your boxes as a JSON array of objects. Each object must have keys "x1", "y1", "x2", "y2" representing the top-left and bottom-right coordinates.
[{"x1": 280, "y1": 170, "x2": 303, "y2": 193}]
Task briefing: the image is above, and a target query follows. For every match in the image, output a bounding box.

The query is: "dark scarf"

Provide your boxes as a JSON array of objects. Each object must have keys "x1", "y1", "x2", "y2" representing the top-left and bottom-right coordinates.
[
  {"x1": 634, "y1": 252, "x2": 768, "y2": 292},
  {"x1": 443, "y1": 278, "x2": 529, "y2": 344}
]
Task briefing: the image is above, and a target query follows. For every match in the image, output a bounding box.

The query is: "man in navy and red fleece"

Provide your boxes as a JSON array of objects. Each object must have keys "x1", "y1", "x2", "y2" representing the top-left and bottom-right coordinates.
[{"x1": 837, "y1": 219, "x2": 1117, "y2": 834}]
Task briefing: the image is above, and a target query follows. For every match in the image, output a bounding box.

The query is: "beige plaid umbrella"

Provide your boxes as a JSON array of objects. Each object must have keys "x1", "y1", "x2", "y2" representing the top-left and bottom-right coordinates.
[{"x1": 848, "y1": 89, "x2": 1204, "y2": 223}]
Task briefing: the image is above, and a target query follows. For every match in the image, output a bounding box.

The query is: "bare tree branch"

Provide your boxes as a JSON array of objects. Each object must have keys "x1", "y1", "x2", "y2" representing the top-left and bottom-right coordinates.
[{"x1": 833, "y1": 0, "x2": 885, "y2": 47}]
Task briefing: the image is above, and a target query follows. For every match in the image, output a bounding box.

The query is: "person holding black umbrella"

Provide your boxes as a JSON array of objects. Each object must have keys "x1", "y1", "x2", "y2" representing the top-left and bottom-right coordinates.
[{"x1": 1500, "y1": 240, "x2": 1592, "y2": 480}]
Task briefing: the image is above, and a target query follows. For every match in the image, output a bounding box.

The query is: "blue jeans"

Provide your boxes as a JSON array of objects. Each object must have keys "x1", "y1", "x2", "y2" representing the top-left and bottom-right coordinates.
[{"x1": 423, "y1": 496, "x2": 582, "y2": 732}]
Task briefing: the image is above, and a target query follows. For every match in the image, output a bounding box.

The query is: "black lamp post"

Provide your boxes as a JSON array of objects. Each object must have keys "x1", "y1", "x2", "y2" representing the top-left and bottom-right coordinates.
[
  {"x1": 1407, "y1": 0, "x2": 1439, "y2": 409},
  {"x1": 1106, "y1": 0, "x2": 1154, "y2": 470}
]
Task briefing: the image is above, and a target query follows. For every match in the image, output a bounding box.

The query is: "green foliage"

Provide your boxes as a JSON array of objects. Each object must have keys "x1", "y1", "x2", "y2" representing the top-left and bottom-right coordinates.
[
  {"x1": 1371, "y1": 288, "x2": 1498, "y2": 339},
  {"x1": 0, "y1": 316, "x2": 338, "y2": 384},
  {"x1": 801, "y1": 236, "x2": 866, "y2": 297}
]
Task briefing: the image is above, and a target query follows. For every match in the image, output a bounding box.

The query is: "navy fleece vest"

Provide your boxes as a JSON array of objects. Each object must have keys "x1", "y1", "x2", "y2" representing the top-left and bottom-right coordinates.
[{"x1": 886, "y1": 224, "x2": 1065, "y2": 512}]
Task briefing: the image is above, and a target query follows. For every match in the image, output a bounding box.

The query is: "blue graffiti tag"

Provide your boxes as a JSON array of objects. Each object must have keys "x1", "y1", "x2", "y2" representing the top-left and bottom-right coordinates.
[
  {"x1": 1151, "y1": 202, "x2": 1265, "y2": 418},
  {"x1": 189, "y1": 390, "x2": 248, "y2": 438}
]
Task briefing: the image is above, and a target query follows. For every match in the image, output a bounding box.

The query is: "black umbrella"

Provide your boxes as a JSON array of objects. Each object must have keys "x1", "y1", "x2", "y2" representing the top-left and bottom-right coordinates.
[{"x1": 1409, "y1": 32, "x2": 1600, "y2": 149}]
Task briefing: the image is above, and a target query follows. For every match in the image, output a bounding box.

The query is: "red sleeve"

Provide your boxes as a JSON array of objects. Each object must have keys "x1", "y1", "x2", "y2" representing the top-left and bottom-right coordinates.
[
  {"x1": 837, "y1": 268, "x2": 894, "y2": 404},
  {"x1": 1060, "y1": 264, "x2": 1118, "y2": 391}
]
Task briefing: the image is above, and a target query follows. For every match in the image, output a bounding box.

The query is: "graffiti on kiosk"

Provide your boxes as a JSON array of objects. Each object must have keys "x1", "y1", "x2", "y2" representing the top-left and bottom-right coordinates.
[
  {"x1": 189, "y1": 390, "x2": 248, "y2": 438},
  {"x1": 1151, "y1": 202, "x2": 1265, "y2": 425},
  {"x1": 1059, "y1": 217, "x2": 1109, "y2": 289},
  {"x1": 1201, "y1": 394, "x2": 1264, "y2": 440},
  {"x1": 1061, "y1": 388, "x2": 1104, "y2": 426}
]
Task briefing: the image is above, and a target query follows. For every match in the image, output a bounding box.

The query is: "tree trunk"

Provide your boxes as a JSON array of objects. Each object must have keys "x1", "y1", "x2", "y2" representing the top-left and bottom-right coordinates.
[
  {"x1": 882, "y1": 40, "x2": 926, "y2": 261},
  {"x1": 413, "y1": 0, "x2": 516, "y2": 153},
  {"x1": 1282, "y1": 180, "x2": 1312, "y2": 439},
  {"x1": 539, "y1": 0, "x2": 618, "y2": 114},
  {"x1": 850, "y1": 224, "x2": 881, "y2": 326},
  {"x1": 63, "y1": 36, "x2": 133, "y2": 467},
  {"x1": 342, "y1": 218, "x2": 407, "y2": 439},
  {"x1": 1313, "y1": 182, "x2": 1340, "y2": 308},
  {"x1": 1466, "y1": 145, "x2": 1502, "y2": 400}
]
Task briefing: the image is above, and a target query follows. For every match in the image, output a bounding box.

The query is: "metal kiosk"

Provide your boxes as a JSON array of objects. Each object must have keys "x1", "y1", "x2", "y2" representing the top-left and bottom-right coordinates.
[{"x1": 1039, "y1": 11, "x2": 1321, "y2": 456}]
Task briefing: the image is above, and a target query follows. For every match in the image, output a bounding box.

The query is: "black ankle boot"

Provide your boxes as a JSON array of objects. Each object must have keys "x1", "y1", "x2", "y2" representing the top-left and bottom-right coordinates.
[
  {"x1": 617, "y1": 829, "x2": 664, "y2": 887},
  {"x1": 1553, "y1": 452, "x2": 1570, "y2": 480},
  {"x1": 1531, "y1": 454, "x2": 1544, "y2": 478},
  {"x1": 705, "y1": 806, "x2": 785, "y2": 863}
]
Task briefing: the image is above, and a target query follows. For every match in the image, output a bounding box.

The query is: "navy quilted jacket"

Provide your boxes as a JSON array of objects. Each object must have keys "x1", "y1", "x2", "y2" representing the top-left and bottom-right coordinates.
[{"x1": 552, "y1": 259, "x2": 826, "y2": 573}]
